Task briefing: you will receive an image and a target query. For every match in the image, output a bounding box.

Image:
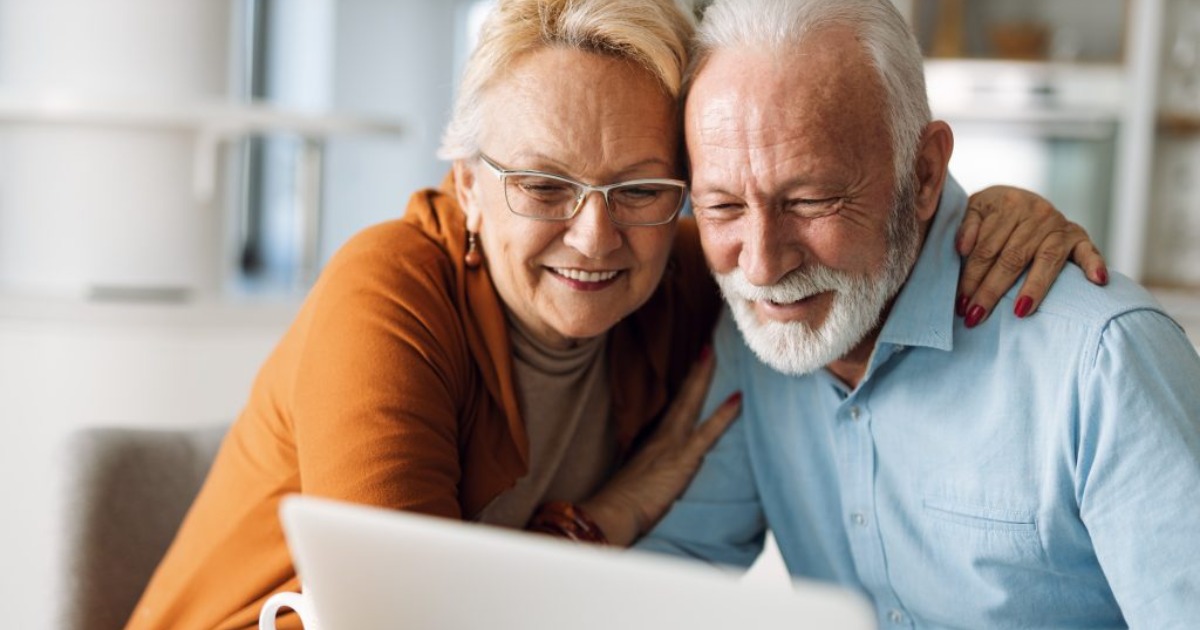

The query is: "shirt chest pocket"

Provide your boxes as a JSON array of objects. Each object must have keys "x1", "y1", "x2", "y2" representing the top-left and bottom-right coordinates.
[{"x1": 921, "y1": 497, "x2": 1047, "y2": 566}]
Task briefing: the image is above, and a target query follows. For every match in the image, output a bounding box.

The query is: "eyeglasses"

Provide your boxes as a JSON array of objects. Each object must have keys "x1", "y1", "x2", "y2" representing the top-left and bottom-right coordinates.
[{"x1": 478, "y1": 153, "x2": 687, "y2": 227}]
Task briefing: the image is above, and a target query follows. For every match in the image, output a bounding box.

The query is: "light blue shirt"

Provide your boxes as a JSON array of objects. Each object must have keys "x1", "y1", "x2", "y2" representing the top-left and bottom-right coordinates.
[{"x1": 638, "y1": 179, "x2": 1200, "y2": 629}]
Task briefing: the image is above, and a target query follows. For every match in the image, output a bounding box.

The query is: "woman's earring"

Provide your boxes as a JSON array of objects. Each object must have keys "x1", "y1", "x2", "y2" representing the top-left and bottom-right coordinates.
[{"x1": 465, "y1": 231, "x2": 482, "y2": 269}]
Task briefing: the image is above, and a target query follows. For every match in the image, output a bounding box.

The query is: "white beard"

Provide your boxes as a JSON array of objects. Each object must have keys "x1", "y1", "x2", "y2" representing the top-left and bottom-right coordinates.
[{"x1": 713, "y1": 188, "x2": 922, "y2": 376}]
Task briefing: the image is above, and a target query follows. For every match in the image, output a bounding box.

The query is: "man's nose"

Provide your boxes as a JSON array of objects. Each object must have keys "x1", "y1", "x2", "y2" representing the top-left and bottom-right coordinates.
[
  {"x1": 738, "y1": 211, "x2": 803, "y2": 286},
  {"x1": 562, "y1": 191, "x2": 622, "y2": 259}
]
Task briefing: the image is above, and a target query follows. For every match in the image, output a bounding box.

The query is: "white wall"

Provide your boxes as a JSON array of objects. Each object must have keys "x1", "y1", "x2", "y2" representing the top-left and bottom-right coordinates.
[
  {"x1": 0, "y1": 1, "x2": 468, "y2": 626},
  {"x1": 0, "y1": 299, "x2": 292, "y2": 628},
  {"x1": 319, "y1": 0, "x2": 462, "y2": 265},
  {"x1": 0, "y1": 0, "x2": 232, "y2": 298},
  {"x1": 0, "y1": 0, "x2": 280, "y2": 626}
]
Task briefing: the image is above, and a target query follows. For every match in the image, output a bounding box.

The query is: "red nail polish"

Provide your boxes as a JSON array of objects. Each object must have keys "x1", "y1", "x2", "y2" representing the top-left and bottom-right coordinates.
[
  {"x1": 956, "y1": 294, "x2": 969, "y2": 317},
  {"x1": 698, "y1": 344, "x2": 712, "y2": 362},
  {"x1": 1014, "y1": 295, "x2": 1033, "y2": 318},
  {"x1": 724, "y1": 391, "x2": 743, "y2": 406},
  {"x1": 1097, "y1": 268, "x2": 1109, "y2": 285},
  {"x1": 965, "y1": 305, "x2": 986, "y2": 328}
]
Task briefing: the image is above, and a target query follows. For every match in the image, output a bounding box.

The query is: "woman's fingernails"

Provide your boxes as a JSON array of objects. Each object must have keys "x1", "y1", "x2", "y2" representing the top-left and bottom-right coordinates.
[
  {"x1": 698, "y1": 344, "x2": 712, "y2": 362},
  {"x1": 965, "y1": 305, "x2": 987, "y2": 328},
  {"x1": 956, "y1": 294, "x2": 969, "y2": 317},
  {"x1": 724, "y1": 391, "x2": 743, "y2": 406},
  {"x1": 1097, "y1": 268, "x2": 1109, "y2": 285},
  {"x1": 1014, "y1": 295, "x2": 1033, "y2": 318}
]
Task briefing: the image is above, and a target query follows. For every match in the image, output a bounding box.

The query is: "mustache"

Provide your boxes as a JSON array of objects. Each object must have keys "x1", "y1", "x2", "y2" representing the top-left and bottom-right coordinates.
[{"x1": 714, "y1": 265, "x2": 858, "y2": 304}]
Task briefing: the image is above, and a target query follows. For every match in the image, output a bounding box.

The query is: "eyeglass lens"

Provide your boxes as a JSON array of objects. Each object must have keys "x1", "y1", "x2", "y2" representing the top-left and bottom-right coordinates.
[{"x1": 503, "y1": 173, "x2": 683, "y2": 225}]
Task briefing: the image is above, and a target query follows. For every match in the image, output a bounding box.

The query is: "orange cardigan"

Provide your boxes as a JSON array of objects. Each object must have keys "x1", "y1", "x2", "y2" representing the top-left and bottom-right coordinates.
[{"x1": 126, "y1": 175, "x2": 722, "y2": 630}]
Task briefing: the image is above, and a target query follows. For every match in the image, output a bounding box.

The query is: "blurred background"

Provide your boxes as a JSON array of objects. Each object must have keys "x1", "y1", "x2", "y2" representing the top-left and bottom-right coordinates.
[{"x1": 1, "y1": 0, "x2": 1197, "y2": 626}]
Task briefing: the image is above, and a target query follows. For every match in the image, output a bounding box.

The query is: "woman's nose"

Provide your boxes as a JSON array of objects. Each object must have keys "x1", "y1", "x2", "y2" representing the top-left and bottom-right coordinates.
[{"x1": 562, "y1": 191, "x2": 622, "y2": 259}]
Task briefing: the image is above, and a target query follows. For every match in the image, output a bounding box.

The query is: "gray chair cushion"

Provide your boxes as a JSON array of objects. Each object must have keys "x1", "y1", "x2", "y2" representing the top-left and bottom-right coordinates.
[{"x1": 61, "y1": 425, "x2": 227, "y2": 630}]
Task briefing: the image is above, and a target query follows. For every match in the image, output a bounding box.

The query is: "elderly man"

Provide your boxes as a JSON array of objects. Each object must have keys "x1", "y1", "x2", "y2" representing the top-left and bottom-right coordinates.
[{"x1": 637, "y1": 0, "x2": 1200, "y2": 627}]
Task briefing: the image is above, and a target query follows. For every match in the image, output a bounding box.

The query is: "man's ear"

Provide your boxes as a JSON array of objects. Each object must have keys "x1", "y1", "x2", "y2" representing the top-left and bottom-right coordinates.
[
  {"x1": 453, "y1": 159, "x2": 483, "y2": 231},
  {"x1": 912, "y1": 121, "x2": 954, "y2": 222}
]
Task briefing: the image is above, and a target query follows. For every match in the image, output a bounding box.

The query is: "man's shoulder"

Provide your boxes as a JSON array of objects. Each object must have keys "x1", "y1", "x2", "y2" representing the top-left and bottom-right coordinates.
[{"x1": 1021, "y1": 265, "x2": 1171, "y2": 332}]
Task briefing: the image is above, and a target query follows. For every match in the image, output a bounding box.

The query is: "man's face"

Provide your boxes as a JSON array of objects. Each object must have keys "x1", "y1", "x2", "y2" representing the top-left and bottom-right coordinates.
[{"x1": 686, "y1": 27, "x2": 922, "y2": 375}]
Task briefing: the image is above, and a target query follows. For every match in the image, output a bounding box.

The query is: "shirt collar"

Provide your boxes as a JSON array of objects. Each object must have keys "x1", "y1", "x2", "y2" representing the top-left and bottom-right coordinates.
[{"x1": 874, "y1": 175, "x2": 968, "y2": 354}]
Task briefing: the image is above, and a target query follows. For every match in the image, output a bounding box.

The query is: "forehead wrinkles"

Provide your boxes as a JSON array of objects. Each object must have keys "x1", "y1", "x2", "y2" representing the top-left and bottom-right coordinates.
[
  {"x1": 690, "y1": 93, "x2": 816, "y2": 195},
  {"x1": 688, "y1": 41, "x2": 889, "y2": 190}
]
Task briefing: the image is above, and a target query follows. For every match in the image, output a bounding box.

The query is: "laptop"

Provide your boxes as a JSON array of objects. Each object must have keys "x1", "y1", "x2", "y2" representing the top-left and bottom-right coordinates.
[{"x1": 277, "y1": 495, "x2": 877, "y2": 629}]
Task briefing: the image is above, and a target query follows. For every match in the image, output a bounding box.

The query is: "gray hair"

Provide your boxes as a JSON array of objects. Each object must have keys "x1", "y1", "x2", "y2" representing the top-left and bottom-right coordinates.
[
  {"x1": 688, "y1": 0, "x2": 930, "y2": 184},
  {"x1": 438, "y1": 0, "x2": 695, "y2": 161}
]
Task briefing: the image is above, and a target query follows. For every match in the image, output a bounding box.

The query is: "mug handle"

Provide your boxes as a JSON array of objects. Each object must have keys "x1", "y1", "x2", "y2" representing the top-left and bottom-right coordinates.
[{"x1": 259, "y1": 591, "x2": 310, "y2": 630}]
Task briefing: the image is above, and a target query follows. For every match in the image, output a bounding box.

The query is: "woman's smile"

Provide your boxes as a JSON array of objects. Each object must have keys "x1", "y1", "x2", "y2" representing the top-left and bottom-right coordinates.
[{"x1": 548, "y1": 267, "x2": 624, "y2": 291}]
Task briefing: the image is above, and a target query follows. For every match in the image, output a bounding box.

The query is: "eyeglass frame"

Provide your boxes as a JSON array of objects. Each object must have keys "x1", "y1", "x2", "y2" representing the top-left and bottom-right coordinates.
[{"x1": 477, "y1": 153, "x2": 688, "y2": 227}]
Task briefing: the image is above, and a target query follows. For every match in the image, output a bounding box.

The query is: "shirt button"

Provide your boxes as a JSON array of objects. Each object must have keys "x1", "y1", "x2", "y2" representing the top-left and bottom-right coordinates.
[
  {"x1": 850, "y1": 406, "x2": 862, "y2": 421},
  {"x1": 888, "y1": 609, "x2": 905, "y2": 624},
  {"x1": 851, "y1": 512, "x2": 867, "y2": 526}
]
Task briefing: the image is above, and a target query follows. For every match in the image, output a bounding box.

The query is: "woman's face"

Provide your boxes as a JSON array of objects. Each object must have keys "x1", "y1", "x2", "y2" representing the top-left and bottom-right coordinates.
[{"x1": 455, "y1": 47, "x2": 681, "y2": 348}]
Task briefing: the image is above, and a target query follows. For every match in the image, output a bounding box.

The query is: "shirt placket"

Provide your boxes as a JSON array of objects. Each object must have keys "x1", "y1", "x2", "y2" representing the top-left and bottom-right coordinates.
[{"x1": 831, "y1": 375, "x2": 913, "y2": 628}]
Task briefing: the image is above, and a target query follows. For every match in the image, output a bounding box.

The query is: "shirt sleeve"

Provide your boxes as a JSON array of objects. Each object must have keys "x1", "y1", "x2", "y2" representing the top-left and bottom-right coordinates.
[
  {"x1": 1076, "y1": 308, "x2": 1200, "y2": 627},
  {"x1": 288, "y1": 229, "x2": 468, "y2": 519},
  {"x1": 635, "y1": 310, "x2": 768, "y2": 569}
]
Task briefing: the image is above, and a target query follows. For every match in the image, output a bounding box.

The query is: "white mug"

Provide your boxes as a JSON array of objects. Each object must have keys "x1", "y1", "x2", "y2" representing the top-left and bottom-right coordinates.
[{"x1": 259, "y1": 590, "x2": 321, "y2": 630}]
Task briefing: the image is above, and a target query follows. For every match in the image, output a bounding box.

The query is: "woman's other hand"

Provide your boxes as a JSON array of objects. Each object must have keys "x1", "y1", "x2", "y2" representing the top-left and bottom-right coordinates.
[
  {"x1": 956, "y1": 185, "x2": 1109, "y2": 328},
  {"x1": 579, "y1": 348, "x2": 741, "y2": 547}
]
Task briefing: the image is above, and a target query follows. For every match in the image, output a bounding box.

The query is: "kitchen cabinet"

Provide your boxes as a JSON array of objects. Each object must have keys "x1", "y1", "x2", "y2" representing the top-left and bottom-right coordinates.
[
  {"x1": 906, "y1": 1, "x2": 1127, "y2": 259},
  {"x1": 904, "y1": 0, "x2": 1200, "y2": 295}
]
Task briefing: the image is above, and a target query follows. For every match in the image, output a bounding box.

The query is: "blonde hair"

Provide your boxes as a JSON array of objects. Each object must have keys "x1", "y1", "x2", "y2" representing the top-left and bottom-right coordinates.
[{"x1": 438, "y1": 0, "x2": 695, "y2": 160}]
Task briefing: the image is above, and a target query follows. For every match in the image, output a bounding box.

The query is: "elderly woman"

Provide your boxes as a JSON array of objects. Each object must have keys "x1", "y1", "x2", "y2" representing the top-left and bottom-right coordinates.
[{"x1": 127, "y1": 1, "x2": 1105, "y2": 628}]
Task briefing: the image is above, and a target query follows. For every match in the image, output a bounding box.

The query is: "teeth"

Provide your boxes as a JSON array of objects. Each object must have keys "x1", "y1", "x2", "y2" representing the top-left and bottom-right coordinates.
[
  {"x1": 555, "y1": 268, "x2": 620, "y2": 283},
  {"x1": 766, "y1": 295, "x2": 814, "y2": 307}
]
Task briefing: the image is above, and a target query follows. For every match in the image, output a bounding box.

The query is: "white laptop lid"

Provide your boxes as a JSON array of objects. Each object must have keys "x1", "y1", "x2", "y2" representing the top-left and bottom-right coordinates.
[{"x1": 279, "y1": 495, "x2": 877, "y2": 630}]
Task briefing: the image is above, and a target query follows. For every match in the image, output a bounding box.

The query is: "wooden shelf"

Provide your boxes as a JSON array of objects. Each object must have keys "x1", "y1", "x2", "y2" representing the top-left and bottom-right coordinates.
[{"x1": 1159, "y1": 112, "x2": 1200, "y2": 135}]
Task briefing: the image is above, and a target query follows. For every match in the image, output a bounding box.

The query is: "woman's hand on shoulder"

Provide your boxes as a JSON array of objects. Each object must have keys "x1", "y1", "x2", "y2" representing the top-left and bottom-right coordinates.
[
  {"x1": 578, "y1": 348, "x2": 741, "y2": 547},
  {"x1": 956, "y1": 185, "x2": 1109, "y2": 328}
]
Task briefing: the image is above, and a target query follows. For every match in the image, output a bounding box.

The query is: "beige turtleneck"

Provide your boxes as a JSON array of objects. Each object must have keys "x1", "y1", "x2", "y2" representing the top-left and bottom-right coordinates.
[{"x1": 475, "y1": 317, "x2": 618, "y2": 527}]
